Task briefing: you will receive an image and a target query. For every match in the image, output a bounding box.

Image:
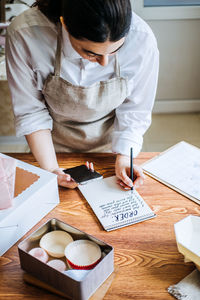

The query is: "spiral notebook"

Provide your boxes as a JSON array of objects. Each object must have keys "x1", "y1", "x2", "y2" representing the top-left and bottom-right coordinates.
[{"x1": 79, "y1": 176, "x2": 156, "y2": 231}]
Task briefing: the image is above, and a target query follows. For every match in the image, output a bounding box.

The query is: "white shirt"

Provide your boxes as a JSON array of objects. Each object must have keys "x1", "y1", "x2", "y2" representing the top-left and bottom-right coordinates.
[{"x1": 6, "y1": 7, "x2": 159, "y2": 157}]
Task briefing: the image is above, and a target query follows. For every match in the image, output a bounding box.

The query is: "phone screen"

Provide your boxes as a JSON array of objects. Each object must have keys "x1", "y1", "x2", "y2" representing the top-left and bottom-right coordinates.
[{"x1": 63, "y1": 165, "x2": 102, "y2": 184}]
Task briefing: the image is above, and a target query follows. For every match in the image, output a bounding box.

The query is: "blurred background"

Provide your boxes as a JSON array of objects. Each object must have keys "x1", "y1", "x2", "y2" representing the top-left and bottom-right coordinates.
[{"x1": 0, "y1": 0, "x2": 200, "y2": 153}]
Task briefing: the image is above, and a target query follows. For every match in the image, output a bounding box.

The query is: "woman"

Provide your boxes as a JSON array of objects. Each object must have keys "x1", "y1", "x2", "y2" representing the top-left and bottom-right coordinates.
[{"x1": 6, "y1": 0, "x2": 159, "y2": 189}]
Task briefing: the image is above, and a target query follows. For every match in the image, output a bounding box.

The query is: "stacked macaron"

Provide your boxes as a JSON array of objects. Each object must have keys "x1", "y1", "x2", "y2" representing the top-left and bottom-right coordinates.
[
  {"x1": 28, "y1": 228, "x2": 102, "y2": 273},
  {"x1": 28, "y1": 247, "x2": 49, "y2": 263},
  {"x1": 28, "y1": 230, "x2": 73, "y2": 272},
  {"x1": 40, "y1": 230, "x2": 73, "y2": 258}
]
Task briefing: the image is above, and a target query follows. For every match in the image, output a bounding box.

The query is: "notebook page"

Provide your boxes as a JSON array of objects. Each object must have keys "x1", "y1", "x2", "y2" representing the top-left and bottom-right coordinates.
[
  {"x1": 142, "y1": 141, "x2": 200, "y2": 201},
  {"x1": 79, "y1": 176, "x2": 155, "y2": 231}
]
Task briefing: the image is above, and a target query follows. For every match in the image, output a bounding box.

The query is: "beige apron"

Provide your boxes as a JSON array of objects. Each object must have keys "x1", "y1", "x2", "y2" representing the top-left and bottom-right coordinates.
[{"x1": 42, "y1": 24, "x2": 129, "y2": 152}]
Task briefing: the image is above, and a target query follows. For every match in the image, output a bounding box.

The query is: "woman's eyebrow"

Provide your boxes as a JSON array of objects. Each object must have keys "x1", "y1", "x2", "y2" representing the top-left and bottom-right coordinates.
[{"x1": 83, "y1": 42, "x2": 125, "y2": 57}]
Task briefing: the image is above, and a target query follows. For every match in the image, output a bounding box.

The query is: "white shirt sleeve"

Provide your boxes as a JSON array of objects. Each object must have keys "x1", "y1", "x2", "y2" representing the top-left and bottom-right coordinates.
[
  {"x1": 112, "y1": 36, "x2": 159, "y2": 158},
  {"x1": 6, "y1": 28, "x2": 53, "y2": 137}
]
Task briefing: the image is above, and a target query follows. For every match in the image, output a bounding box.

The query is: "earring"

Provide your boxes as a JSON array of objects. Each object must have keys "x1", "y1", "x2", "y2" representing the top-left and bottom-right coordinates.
[{"x1": 60, "y1": 16, "x2": 64, "y2": 25}]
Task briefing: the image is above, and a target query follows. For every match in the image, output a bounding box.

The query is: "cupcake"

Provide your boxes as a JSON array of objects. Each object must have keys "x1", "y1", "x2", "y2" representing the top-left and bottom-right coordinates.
[{"x1": 65, "y1": 240, "x2": 101, "y2": 270}]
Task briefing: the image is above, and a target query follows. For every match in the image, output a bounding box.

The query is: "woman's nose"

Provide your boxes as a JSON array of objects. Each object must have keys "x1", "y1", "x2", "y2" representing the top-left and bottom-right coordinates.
[{"x1": 97, "y1": 55, "x2": 109, "y2": 66}]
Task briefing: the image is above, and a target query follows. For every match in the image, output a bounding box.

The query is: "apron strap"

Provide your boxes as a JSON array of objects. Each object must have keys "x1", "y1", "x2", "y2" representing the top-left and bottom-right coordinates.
[
  {"x1": 54, "y1": 23, "x2": 62, "y2": 77},
  {"x1": 115, "y1": 52, "x2": 121, "y2": 77}
]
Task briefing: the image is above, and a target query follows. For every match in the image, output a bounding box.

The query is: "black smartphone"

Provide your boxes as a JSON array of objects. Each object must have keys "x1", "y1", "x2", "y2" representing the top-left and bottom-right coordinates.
[{"x1": 63, "y1": 164, "x2": 103, "y2": 184}]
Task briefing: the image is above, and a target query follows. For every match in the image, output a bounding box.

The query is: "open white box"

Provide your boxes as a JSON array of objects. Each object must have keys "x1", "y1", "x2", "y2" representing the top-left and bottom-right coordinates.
[
  {"x1": 0, "y1": 153, "x2": 59, "y2": 256},
  {"x1": 174, "y1": 215, "x2": 200, "y2": 269}
]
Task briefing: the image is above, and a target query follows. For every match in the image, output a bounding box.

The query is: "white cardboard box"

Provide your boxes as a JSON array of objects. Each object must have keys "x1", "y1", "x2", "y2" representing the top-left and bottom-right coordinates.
[
  {"x1": 174, "y1": 215, "x2": 200, "y2": 269},
  {"x1": 0, "y1": 153, "x2": 59, "y2": 256}
]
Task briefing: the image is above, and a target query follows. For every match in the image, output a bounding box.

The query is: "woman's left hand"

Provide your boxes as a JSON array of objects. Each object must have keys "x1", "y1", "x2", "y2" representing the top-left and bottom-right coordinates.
[{"x1": 115, "y1": 154, "x2": 145, "y2": 189}]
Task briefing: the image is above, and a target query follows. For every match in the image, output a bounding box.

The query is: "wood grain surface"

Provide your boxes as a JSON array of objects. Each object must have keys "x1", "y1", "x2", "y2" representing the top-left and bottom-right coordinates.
[{"x1": 0, "y1": 152, "x2": 199, "y2": 300}]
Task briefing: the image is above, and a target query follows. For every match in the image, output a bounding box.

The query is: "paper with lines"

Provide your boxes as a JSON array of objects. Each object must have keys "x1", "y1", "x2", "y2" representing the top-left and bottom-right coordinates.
[
  {"x1": 79, "y1": 176, "x2": 155, "y2": 231},
  {"x1": 142, "y1": 141, "x2": 200, "y2": 204}
]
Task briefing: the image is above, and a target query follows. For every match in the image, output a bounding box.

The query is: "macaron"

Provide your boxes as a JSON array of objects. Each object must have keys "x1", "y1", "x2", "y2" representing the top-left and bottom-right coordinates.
[
  {"x1": 65, "y1": 240, "x2": 101, "y2": 270},
  {"x1": 47, "y1": 259, "x2": 67, "y2": 272},
  {"x1": 28, "y1": 247, "x2": 49, "y2": 263},
  {"x1": 40, "y1": 230, "x2": 73, "y2": 258},
  {"x1": 29, "y1": 224, "x2": 48, "y2": 241}
]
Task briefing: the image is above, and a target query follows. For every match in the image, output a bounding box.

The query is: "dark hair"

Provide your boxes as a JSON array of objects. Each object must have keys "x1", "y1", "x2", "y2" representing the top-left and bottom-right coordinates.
[{"x1": 34, "y1": 0, "x2": 132, "y2": 42}]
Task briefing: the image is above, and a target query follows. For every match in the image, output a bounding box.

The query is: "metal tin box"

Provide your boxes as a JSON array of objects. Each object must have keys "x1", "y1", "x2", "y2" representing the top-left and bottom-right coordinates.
[{"x1": 18, "y1": 218, "x2": 114, "y2": 300}]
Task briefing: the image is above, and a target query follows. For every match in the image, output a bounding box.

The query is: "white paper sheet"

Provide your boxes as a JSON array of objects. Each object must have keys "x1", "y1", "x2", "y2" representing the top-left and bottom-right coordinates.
[
  {"x1": 142, "y1": 141, "x2": 200, "y2": 203},
  {"x1": 79, "y1": 176, "x2": 155, "y2": 231}
]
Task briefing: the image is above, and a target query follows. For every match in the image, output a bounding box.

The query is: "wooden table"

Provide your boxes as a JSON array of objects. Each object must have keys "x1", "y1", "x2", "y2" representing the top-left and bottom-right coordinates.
[{"x1": 0, "y1": 152, "x2": 199, "y2": 300}]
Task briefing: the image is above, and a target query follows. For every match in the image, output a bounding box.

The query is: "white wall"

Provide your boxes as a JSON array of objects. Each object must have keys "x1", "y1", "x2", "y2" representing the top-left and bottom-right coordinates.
[
  {"x1": 149, "y1": 19, "x2": 200, "y2": 100},
  {"x1": 131, "y1": 3, "x2": 200, "y2": 101}
]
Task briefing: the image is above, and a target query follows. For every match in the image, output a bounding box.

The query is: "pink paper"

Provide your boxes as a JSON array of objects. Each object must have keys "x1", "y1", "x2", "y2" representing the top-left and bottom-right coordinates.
[{"x1": 0, "y1": 156, "x2": 16, "y2": 210}]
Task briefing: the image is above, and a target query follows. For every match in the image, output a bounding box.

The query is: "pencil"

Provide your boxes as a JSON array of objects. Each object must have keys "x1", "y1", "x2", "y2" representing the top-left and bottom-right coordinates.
[{"x1": 130, "y1": 147, "x2": 134, "y2": 191}]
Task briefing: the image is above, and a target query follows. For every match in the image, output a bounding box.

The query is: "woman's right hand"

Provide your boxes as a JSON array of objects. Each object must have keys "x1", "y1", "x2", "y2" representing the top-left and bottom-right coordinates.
[
  {"x1": 52, "y1": 161, "x2": 94, "y2": 188},
  {"x1": 52, "y1": 168, "x2": 78, "y2": 189}
]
